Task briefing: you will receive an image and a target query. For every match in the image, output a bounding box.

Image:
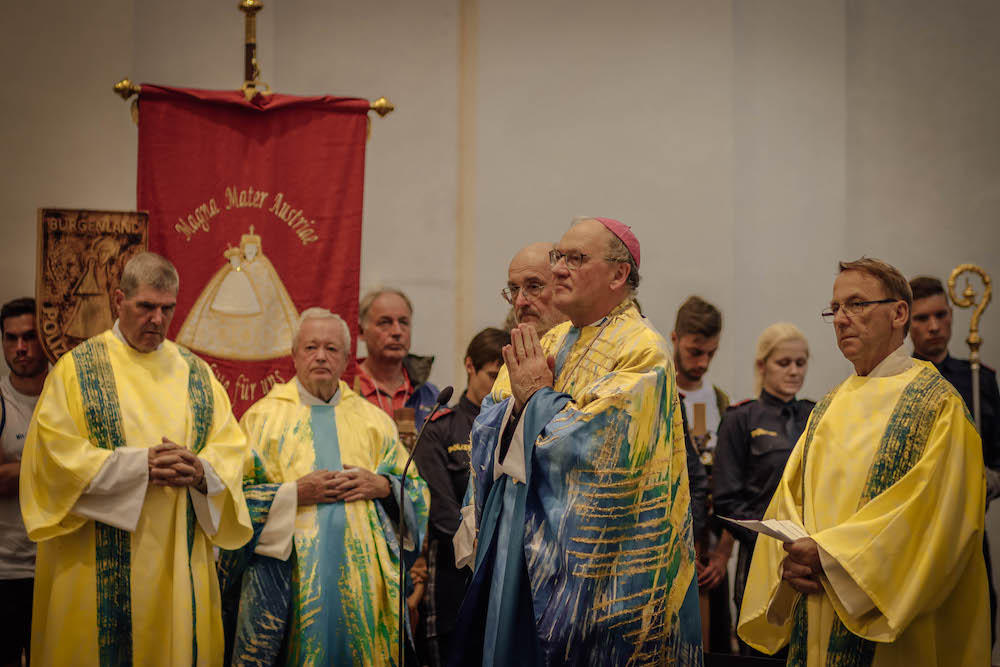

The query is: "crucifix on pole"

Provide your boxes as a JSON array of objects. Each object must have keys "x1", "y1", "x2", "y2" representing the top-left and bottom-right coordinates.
[
  {"x1": 112, "y1": 1, "x2": 395, "y2": 120},
  {"x1": 239, "y1": 0, "x2": 268, "y2": 100}
]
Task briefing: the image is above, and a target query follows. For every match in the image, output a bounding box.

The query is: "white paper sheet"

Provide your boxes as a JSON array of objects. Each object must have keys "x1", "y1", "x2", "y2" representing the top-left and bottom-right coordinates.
[{"x1": 720, "y1": 516, "x2": 809, "y2": 543}]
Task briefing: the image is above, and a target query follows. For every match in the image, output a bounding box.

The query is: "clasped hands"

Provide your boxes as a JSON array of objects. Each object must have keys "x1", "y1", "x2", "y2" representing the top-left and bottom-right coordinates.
[
  {"x1": 503, "y1": 324, "x2": 555, "y2": 413},
  {"x1": 297, "y1": 464, "x2": 391, "y2": 506},
  {"x1": 148, "y1": 438, "x2": 207, "y2": 493},
  {"x1": 781, "y1": 537, "x2": 823, "y2": 595}
]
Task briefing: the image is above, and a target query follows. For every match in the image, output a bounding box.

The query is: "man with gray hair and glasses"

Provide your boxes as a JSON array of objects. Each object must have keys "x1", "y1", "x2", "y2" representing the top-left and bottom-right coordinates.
[
  {"x1": 218, "y1": 307, "x2": 429, "y2": 665},
  {"x1": 739, "y1": 257, "x2": 989, "y2": 664},
  {"x1": 20, "y1": 252, "x2": 253, "y2": 666},
  {"x1": 503, "y1": 242, "x2": 568, "y2": 337}
]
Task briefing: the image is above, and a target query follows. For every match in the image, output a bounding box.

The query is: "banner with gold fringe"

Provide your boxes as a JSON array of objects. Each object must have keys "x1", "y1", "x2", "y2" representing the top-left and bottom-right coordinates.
[{"x1": 137, "y1": 85, "x2": 368, "y2": 416}]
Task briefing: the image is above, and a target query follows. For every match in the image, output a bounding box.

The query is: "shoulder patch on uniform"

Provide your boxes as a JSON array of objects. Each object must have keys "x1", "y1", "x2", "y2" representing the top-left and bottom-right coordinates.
[
  {"x1": 448, "y1": 442, "x2": 472, "y2": 454},
  {"x1": 429, "y1": 408, "x2": 453, "y2": 422},
  {"x1": 751, "y1": 428, "x2": 778, "y2": 438}
]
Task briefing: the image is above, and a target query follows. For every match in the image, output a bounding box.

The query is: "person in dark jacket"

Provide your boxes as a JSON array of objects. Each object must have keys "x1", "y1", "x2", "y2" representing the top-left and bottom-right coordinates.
[
  {"x1": 413, "y1": 327, "x2": 510, "y2": 667},
  {"x1": 909, "y1": 275, "x2": 1000, "y2": 644},
  {"x1": 713, "y1": 322, "x2": 814, "y2": 657}
]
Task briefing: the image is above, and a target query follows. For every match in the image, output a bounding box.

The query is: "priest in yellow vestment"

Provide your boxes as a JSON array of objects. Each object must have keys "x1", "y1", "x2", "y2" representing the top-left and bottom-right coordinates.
[
  {"x1": 20, "y1": 253, "x2": 252, "y2": 667},
  {"x1": 738, "y1": 257, "x2": 990, "y2": 665},
  {"x1": 218, "y1": 307, "x2": 429, "y2": 667}
]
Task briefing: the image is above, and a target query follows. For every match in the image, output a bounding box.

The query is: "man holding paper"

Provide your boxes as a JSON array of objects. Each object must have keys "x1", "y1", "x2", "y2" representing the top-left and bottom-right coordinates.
[{"x1": 738, "y1": 257, "x2": 990, "y2": 665}]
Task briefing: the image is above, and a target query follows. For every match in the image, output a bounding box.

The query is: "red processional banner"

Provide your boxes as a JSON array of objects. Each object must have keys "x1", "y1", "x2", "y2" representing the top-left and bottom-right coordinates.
[{"x1": 137, "y1": 85, "x2": 368, "y2": 416}]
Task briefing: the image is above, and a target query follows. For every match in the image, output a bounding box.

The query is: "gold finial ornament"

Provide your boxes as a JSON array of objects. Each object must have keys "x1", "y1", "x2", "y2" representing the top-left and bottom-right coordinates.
[
  {"x1": 113, "y1": 78, "x2": 141, "y2": 101},
  {"x1": 947, "y1": 263, "x2": 992, "y2": 430},
  {"x1": 239, "y1": 0, "x2": 269, "y2": 100},
  {"x1": 239, "y1": 1, "x2": 264, "y2": 13},
  {"x1": 370, "y1": 97, "x2": 395, "y2": 117},
  {"x1": 239, "y1": 0, "x2": 263, "y2": 47},
  {"x1": 948, "y1": 264, "x2": 992, "y2": 356}
]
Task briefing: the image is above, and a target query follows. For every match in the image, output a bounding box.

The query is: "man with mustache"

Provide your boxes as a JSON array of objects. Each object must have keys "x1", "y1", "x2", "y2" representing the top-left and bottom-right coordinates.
[
  {"x1": 504, "y1": 242, "x2": 568, "y2": 336},
  {"x1": 908, "y1": 274, "x2": 1000, "y2": 645},
  {"x1": 671, "y1": 295, "x2": 734, "y2": 654},
  {"x1": 356, "y1": 287, "x2": 440, "y2": 430},
  {"x1": 454, "y1": 217, "x2": 703, "y2": 665},
  {"x1": 0, "y1": 298, "x2": 48, "y2": 667},
  {"x1": 20, "y1": 252, "x2": 253, "y2": 666},
  {"x1": 739, "y1": 257, "x2": 989, "y2": 664},
  {"x1": 218, "y1": 308, "x2": 429, "y2": 666},
  {"x1": 671, "y1": 296, "x2": 730, "y2": 457}
]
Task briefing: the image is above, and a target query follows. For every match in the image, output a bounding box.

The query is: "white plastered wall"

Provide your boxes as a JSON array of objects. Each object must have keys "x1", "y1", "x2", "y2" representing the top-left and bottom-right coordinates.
[{"x1": 2, "y1": 0, "x2": 1000, "y2": 653}]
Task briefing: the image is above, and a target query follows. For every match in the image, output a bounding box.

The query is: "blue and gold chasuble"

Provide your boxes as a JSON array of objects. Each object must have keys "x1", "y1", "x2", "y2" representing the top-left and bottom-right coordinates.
[
  {"x1": 455, "y1": 302, "x2": 703, "y2": 666},
  {"x1": 218, "y1": 380, "x2": 430, "y2": 667}
]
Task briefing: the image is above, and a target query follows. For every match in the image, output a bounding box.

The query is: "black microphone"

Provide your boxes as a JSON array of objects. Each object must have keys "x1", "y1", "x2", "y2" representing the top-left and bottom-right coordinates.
[{"x1": 398, "y1": 385, "x2": 454, "y2": 665}]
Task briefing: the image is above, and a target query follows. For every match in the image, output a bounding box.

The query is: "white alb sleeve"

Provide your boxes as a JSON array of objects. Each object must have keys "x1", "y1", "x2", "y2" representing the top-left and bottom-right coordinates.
[
  {"x1": 492, "y1": 400, "x2": 527, "y2": 484},
  {"x1": 72, "y1": 447, "x2": 149, "y2": 532},
  {"x1": 254, "y1": 482, "x2": 297, "y2": 560},
  {"x1": 188, "y1": 459, "x2": 226, "y2": 537},
  {"x1": 818, "y1": 543, "x2": 877, "y2": 617},
  {"x1": 453, "y1": 504, "x2": 478, "y2": 569}
]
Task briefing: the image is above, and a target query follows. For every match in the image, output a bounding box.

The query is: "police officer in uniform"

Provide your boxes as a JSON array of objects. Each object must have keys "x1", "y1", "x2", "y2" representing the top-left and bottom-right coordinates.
[
  {"x1": 713, "y1": 323, "x2": 814, "y2": 657},
  {"x1": 412, "y1": 328, "x2": 509, "y2": 667},
  {"x1": 909, "y1": 275, "x2": 1000, "y2": 644}
]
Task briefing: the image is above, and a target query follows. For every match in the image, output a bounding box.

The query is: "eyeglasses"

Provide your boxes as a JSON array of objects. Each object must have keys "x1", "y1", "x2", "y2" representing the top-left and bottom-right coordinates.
[
  {"x1": 821, "y1": 299, "x2": 899, "y2": 323},
  {"x1": 548, "y1": 249, "x2": 616, "y2": 270},
  {"x1": 502, "y1": 282, "x2": 547, "y2": 304}
]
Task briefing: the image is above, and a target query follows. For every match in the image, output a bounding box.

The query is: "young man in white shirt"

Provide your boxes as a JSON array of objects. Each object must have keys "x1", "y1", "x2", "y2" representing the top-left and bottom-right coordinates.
[
  {"x1": 0, "y1": 297, "x2": 48, "y2": 667},
  {"x1": 671, "y1": 294, "x2": 734, "y2": 654}
]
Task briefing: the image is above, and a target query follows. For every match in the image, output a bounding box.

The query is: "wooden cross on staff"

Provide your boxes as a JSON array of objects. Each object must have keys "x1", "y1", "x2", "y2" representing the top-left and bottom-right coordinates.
[
  {"x1": 240, "y1": 0, "x2": 263, "y2": 84},
  {"x1": 113, "y1": 1, "x2": 395, "y2": 120},
  {"x1": 238, "y1": 1, "x2": 270, "y2": 100}
]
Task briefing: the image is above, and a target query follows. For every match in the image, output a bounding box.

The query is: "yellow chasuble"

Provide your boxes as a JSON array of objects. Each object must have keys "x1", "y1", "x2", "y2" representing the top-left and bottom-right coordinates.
[
  {"x1": 738, "y1": 356, "x2": 989, "y2": 665},
  {"x1": 20, "y1": 330, "x2": 252, "y2": 667}
]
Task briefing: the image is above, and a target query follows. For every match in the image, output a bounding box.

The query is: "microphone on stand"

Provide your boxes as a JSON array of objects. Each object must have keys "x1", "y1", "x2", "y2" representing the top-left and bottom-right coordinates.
[{"x1": 398, "y1": 385, "x2": 454, "y2": 666}]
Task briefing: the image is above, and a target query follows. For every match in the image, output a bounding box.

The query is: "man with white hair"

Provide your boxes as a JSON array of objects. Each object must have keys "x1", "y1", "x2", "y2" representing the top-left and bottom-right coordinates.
[
  {"x1": 20, "y1": 252, "x2": 252, "y2": 666},
  {"x1": 453, "y1": 217, "x2": 703, "y2": 665},
  {"x1": 219, "y1": 307, "x2": 429, "y2": 666}
]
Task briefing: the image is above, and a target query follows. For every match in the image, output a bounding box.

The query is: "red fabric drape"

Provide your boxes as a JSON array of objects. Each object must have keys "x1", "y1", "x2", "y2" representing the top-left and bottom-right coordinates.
[{"x1": 137, "y1": 85, "x2": 368, "y2": 416}]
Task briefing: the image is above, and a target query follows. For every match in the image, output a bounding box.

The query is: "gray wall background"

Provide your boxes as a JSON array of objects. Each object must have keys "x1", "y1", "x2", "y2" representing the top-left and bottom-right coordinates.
[{"x1": 3, "y1": 0, "x2": 999, "y2": 652}]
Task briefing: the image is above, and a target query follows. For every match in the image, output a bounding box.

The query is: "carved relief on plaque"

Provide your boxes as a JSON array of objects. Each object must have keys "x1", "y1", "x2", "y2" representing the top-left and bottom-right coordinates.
[{"x1": 36, "y1": 209, "x2": 148, "y2": 362}]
